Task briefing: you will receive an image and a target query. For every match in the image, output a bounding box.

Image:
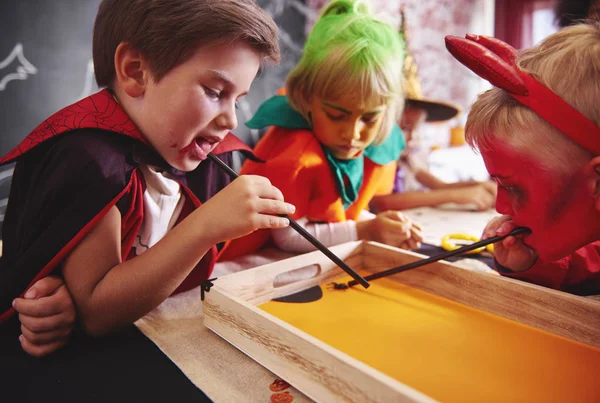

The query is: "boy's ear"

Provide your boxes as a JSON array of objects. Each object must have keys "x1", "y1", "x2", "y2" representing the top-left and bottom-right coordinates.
[
  {"x1": 587, "y1": 156, "x2": 600, "y2": 210},
  {"x1": 114, "y1": 42, "x2": 151, "y2": 98}
]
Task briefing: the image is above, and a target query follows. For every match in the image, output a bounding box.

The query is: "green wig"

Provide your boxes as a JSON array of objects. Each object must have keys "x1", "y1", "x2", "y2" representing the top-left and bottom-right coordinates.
[{"x1": 286, "y1": 0, "x2": 406, "y2": 144}]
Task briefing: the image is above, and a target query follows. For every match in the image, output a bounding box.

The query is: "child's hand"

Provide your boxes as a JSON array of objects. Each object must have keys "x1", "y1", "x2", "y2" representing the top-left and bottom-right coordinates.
[
  {"x1": 357, "y1": 211, "x2": 423, "y2": 249},
  {"x1": 482, "y1": 215, "x2": 537, "y2": 272},
  {"x1": 12, "y1": 276, "x2": 76, "y2": 357},
  {"x1": 399, "y1": 218, "x2": 424, "y2": 250},
  {"x1": 453, "y1": 184, "x2": 495, "y2": 211},
  {"x1": 199, "y1": 175, "x2": 295, "y2": 243}
]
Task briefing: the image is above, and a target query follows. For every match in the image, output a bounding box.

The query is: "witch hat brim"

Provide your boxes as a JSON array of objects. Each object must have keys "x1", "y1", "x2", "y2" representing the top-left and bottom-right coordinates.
[
  {"x1": 400, "y1": 8, "x2": 462, "y2": 123},
  {"x1": 406, "y1": 97, "x2": 462, "y2": 122}
]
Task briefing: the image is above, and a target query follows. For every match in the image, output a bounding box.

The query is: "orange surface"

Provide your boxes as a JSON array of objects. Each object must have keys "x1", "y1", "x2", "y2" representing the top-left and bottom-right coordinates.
[{"x1": 260, "y1": 278, "x2": 600, "y2": 402}]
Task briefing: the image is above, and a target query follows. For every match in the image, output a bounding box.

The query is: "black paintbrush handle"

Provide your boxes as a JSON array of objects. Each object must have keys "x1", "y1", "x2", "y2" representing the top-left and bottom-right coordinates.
[
  {"x1": 207, "y1": 153, "x2": 371, "y2": 288},
  {"x1": 346, "y1": 226, "x2": 532, "y2": 287}
]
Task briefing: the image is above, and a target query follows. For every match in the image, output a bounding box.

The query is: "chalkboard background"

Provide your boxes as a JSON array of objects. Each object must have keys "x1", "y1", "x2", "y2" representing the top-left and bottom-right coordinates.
[{"x1": 0, "y1": 0, "x2": 310, "y2": 235}]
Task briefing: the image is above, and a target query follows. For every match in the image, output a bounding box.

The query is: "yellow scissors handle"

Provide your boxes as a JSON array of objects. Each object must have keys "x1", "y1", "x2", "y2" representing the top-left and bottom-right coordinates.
[{"x1": 441, "y1": 233, "x2": 494, "y2": 254}]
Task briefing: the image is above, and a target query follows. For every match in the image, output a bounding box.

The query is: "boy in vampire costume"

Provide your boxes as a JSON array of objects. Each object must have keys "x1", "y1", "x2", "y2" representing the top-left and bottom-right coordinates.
[{"x1": 0, "y1": 0, "x2": 295, "y2": 354}]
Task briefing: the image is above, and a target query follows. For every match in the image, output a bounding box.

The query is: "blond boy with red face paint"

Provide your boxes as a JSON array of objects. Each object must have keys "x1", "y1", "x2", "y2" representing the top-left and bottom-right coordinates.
[{"x1": 446, "y1": 23, "x2": 600, "y2": 295}]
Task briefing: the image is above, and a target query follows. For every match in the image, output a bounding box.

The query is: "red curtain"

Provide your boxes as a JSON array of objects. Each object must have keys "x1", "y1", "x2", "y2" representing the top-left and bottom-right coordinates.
[
  {"x1": 495, "y1": 0, "x2": 535, "y2": 49},
  {"x1": 495, "y1": 0, "x2": 557, "y2": 49}
]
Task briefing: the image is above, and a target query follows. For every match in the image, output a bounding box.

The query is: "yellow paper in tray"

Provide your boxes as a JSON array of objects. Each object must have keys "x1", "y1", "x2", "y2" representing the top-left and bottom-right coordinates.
[{"x1": 260, "y1": 277, "x2": 600, "y2": 402}]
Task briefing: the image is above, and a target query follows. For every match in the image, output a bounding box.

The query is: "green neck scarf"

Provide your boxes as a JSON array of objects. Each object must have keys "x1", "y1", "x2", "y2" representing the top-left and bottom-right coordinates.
[{"x1": 247, "y1": 95, "x2": 405, "y2": 208}]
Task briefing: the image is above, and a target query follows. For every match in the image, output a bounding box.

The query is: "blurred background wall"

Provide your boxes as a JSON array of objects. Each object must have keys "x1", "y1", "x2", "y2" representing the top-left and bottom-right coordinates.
[{"x1": 0, "y1": 0, "x2": 565, "y2": 233}]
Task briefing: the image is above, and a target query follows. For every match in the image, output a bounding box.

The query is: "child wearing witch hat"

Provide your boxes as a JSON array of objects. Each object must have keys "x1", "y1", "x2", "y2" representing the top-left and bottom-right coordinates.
[{"x1": 371, "y1": 9, "x2": 497, "y2": 213}]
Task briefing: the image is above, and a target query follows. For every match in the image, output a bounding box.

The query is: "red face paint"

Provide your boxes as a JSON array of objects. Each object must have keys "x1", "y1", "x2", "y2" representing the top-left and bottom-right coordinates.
[{"x1": 481, "y1": 142, "x2": 597, "y2": 262}]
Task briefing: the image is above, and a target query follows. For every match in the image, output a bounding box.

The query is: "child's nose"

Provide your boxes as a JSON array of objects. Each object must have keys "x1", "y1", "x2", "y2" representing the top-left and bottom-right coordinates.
[
  {"x1": 495, "y1": 191, "x2": 514, "y2": 216},
  {"x1": 216, "y1": 103, "x2": 238, "y2": 131},
  {"x1": 353, "y1": 123, "x2": 361, "y2": 140},
  {"x1": 343, "y1": 121, "x2": 362, "y2": 142}
]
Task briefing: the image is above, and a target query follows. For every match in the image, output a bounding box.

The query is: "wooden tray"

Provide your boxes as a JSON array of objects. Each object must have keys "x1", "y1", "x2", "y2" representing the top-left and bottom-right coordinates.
[{"x1": 203, "y1": 241, "x2": 600, "y2": 402}]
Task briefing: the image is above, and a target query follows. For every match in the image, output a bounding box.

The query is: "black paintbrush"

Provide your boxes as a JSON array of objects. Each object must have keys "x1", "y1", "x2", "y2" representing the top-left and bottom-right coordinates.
[
  {"x1": 332, "y1": 226, "x2": 532, "y2": 289},
  {"x1": 207, "y1": 152, "x2": 370, "y2": 288}
]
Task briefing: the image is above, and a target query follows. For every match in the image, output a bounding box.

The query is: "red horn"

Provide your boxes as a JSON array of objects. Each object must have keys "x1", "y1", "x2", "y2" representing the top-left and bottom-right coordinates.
[
  {"x1": 445, "y1": 35, "x2": 527, "y2": 95},
  {"x1": 465, "y1": 34, "x2": 518, "y2": 66}
]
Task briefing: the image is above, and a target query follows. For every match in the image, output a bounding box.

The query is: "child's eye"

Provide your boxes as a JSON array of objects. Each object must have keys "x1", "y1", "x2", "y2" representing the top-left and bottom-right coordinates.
[
  {"x1": 494, "y1": 179, "x2": 523, "y2": 198},
  {"x1": 325, "y1": 111, "x2": 345, "y2": 121},
  {"x1": 203, "y1": 86, "x2": 221, "y2": 99},
  {"x1": 362, "y1": 116, "x2": 378, "y2": 124},
  {"x1": 501, "y1": 184, "x2": 522, "y2": 197}
]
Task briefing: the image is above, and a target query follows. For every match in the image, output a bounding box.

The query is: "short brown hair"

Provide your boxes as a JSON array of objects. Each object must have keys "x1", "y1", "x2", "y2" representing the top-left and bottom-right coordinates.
[{"x1": 93, "y1": 0, "x2": 280, "y2": 88}]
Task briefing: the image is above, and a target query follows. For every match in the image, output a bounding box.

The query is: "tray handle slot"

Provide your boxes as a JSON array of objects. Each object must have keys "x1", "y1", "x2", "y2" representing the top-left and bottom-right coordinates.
[{"x1": 273, "y1": 264, "x2": 322, "y2": 288}]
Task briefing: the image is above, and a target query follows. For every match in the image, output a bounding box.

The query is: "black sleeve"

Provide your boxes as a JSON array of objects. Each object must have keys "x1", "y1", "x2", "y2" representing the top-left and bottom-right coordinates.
[{"x1": 0, "y1": 130, "x2": 137, "y2": 312}]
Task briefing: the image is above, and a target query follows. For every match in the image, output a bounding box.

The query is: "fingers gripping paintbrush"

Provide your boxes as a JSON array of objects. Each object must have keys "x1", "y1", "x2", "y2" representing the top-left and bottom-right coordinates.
[
  {"x1": 207, "y1": 153, "x2": 370, "y2": 288},
  {"x1": 331, "y1": 227, "x2": 532, "y2": 290}
]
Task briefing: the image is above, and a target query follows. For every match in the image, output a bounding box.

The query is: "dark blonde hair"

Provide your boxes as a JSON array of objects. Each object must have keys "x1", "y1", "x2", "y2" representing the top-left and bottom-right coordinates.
[
  {"x1": 466, "y1": 22, "x2": 600, "y2": 170},
  {"x1": 93, "y1": 0, "x2": 280, "y2": 87}
]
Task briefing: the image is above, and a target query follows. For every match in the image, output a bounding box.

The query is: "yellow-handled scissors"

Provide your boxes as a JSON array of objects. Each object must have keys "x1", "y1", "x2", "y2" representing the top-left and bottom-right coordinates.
[{"x1": 441, "y1": 233, "x2": 494, "y2": 254}]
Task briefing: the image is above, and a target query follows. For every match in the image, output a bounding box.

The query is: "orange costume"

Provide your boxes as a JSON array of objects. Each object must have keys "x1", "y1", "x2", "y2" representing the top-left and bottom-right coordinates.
[{"x1": 218, "y1": 95, "x2": 404, "y2": 260}]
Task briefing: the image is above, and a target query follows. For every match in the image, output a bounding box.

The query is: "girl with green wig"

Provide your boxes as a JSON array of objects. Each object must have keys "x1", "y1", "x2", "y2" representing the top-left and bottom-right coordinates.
[{"x1": 219, "y1": 0, "x2": 423, "y2": 261}]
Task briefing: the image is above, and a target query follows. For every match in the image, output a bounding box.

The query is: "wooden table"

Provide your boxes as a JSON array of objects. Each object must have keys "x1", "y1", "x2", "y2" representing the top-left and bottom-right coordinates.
[{"x1": 400, "y1": 206, "x2": 499, "y2": 247}]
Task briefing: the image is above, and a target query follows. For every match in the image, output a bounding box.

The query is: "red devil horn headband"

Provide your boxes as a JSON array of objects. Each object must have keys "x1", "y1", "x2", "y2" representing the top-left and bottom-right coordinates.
[{"x1": 445, "y1": 34, "x2": 600, "y2": 155}]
